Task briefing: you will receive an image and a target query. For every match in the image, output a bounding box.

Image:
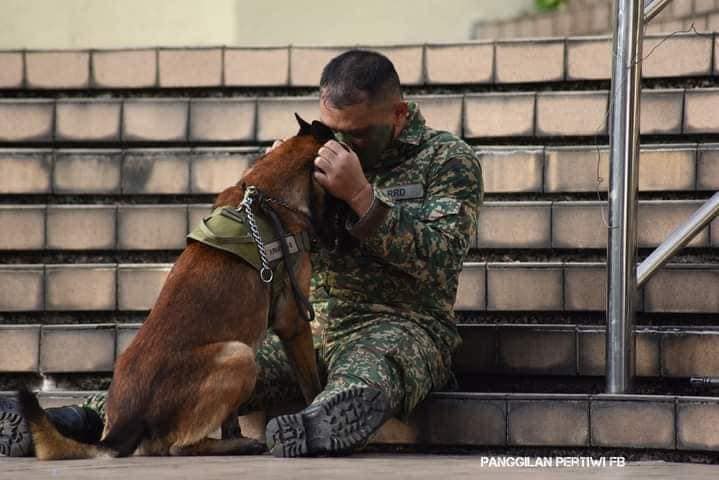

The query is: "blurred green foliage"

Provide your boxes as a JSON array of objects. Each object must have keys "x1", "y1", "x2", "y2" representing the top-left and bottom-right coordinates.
[{"x1": 536, "y1": 0, "x2": 566, "y2": 11}]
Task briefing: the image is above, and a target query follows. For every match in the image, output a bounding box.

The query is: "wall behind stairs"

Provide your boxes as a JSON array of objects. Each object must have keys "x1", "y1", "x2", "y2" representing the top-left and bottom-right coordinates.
[
  {"x1": 0, "y1": 0, "x2": 533, "y2": 50},
  {"x1": 473, "y1": 0, "x2": 719, "y2": 40}
]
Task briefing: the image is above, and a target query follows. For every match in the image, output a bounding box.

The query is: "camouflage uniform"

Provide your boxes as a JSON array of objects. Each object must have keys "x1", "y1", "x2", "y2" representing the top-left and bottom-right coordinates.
[{"x1": 80, "y1": 101, "x2": 483, "y2": 425}]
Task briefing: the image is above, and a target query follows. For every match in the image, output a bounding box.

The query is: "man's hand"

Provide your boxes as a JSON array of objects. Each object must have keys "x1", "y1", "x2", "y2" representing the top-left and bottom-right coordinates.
[
  {"x1": 265, "y1": 139, "x2": 284, "y2": 154},
  {"x1": 313, "y1": 140, "x2": 373, "y2": 217}
]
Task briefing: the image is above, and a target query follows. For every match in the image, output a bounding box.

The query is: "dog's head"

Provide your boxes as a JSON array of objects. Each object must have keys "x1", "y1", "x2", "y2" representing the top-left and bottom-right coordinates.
[
  {"x1": 228, "y1": 114, "x2": 358, "y2": 253},
  {"x1": 295, "y1": 113, "x2": 358, "y2": 254}
]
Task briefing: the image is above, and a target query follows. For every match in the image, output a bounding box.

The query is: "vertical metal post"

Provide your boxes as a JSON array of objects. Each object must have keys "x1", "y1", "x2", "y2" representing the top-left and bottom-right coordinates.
[{"x1": 606, "y1": 0, "x2": 644, "y2": 394}]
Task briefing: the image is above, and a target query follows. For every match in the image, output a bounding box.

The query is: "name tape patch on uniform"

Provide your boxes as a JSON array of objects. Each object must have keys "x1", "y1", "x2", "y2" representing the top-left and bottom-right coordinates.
[
  {"x1": 265, "y1": 236, "x2": 299, "y2": 262},
  {"x1": 379, "y1": 184, "x2": 424, "y2": 200}
]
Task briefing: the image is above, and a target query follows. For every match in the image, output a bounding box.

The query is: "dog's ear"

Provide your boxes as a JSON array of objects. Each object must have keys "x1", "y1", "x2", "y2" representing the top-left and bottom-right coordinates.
[
  {"x1": 311, "y1": 120, "x2": 335, "y2": 144},
  {"x1": 295, "y1": 113, "x2": 312, "y2": 136}
]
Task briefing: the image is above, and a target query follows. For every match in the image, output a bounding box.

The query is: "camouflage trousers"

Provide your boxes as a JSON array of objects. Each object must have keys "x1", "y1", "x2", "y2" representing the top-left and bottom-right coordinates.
[{"x1": 80, "y1": 312, "x2": 456, "y2": 424}]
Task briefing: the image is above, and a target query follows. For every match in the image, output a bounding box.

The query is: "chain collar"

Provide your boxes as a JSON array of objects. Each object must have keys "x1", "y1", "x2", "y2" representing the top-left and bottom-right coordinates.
[
  {"x1": 238, "y1": 186, "x2": 273, "y2": 283},
  {"x1": 237, "y1": 185, "x2": 314, "y2": 284}
]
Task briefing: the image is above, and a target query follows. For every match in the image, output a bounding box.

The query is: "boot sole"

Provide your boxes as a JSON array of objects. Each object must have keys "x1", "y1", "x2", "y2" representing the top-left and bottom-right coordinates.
[
  {"x1": 265, "y1": 386, "x2": 388, "y2": 458},
  {"x1": 0, "y1": 397, "x2": 32, "y2": 457}
]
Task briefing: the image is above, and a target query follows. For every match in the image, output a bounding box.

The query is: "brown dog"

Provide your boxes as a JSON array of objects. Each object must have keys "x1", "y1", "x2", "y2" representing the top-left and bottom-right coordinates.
[{"x1": 18, "y1": 115, "x2": 338, "y2": 459}]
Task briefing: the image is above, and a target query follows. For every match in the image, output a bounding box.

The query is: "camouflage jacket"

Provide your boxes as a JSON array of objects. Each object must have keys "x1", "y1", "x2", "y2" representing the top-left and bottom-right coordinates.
[{"x1": 311, "y1": 101, "x2": 484, "y2": 352}]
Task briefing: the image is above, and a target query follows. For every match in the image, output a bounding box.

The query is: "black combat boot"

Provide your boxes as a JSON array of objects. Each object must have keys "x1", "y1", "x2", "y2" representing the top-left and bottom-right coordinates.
[
  {"x1": 0, "y1": 396, "x2": 104, "y2": 457},
  {"x1": 265, "y1": 386, "x2": 391, "y2": 457}
]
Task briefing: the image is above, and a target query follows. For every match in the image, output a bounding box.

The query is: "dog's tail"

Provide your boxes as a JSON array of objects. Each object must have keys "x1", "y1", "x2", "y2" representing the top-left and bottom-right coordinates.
[
  {"x1": 20, "y1": 387, "x2": 147, "y2": 461},
  {"x1": 17, "y1": 387, "x2": 105, "y2": 460},
  {"x1": 18, "y1": 388, "x2": 146, "y2": 460}
]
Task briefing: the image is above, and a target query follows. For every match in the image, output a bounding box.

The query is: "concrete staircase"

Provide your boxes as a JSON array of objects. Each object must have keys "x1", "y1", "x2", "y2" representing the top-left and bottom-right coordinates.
[{"x1": 2, "y1": 37, "x2": 719, "y2": 455}]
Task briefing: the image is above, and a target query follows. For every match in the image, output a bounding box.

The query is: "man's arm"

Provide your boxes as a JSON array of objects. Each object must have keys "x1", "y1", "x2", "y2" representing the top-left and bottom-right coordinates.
[{"x1": 347, "y1": 150, "x2": 483, "y2": 282}]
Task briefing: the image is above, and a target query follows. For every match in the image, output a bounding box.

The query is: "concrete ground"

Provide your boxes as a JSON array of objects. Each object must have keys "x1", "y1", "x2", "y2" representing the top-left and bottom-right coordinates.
[{"x1": 1, "y1": 454, "x2": 717, "y2": 480}]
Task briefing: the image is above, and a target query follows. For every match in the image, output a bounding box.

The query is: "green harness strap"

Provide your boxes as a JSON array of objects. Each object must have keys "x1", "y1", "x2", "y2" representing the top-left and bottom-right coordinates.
[{"x1": 187, "y1": 205, "x2": 311, "y2": 306}]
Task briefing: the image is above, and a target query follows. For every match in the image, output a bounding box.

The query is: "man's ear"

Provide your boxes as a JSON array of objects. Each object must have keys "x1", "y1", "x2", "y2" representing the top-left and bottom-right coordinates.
[
  {"x1": 394, "y1": 101, "x2": 410, "y2": 122},
  {"x1": 311, "y1": 120, "x2": 335, "y2": 143},
  {"x1": 295, "y1": 113, "x2": 312, "y2": 136}
]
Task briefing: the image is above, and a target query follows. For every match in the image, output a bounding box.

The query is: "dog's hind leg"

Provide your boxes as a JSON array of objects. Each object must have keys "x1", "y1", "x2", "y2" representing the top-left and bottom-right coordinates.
[
  {"x1": 169, "y1": 437, "x2": 266, "y2": 456},
  {"x1": 168, "y1": 341, "x2": 260, "y2": 453}
]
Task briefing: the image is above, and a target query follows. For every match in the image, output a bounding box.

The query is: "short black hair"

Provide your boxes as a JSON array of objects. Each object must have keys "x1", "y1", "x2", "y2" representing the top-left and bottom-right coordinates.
[{"x1": 319, "y1": 49, "x2": 401, "y2": 108}]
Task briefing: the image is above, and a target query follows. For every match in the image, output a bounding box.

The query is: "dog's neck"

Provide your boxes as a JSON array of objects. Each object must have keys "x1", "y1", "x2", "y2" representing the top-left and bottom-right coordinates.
[
  {"x1": 215, "y1": 136, "x2": 321, "y2": 234},
  {"x1": 265, "y1": 181, "x2": 310, "y2": 218},
  {"x1": 236, "y1": 180, "x2": 314, "y2": 238}
]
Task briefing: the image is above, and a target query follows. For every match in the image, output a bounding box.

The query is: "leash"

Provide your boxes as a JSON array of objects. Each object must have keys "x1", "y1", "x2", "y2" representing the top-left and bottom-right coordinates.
[
  {"x1": 240, "y1": 186, "x2": 315, "y2": 323},
  {"x1": 265, "y1": 195, "x2": 312, "y2": 223}
]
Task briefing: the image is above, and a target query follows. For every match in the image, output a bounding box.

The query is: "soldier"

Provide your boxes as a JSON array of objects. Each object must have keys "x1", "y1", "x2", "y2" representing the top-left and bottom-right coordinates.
[{"x1": 0, "y1": 49, "x2": 483, "y2": 458}]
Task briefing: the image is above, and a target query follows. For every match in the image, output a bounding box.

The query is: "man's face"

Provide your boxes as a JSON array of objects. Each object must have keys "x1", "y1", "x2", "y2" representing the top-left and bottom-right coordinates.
[{"x1": 319, "y1": 93, "x2": 407, "y2": 169}]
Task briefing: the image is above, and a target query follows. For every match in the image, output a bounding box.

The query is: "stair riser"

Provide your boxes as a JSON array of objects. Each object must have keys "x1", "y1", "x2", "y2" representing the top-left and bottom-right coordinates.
[
  {"x1": 1, "y1": 200, "x2": 718, "y2": 250},
  {"x1": 1, "y1": 262, "x2": 717, "y2": 313},
  {"x1": 3, "y1": 323, "x2": 719, "y2": 379},
  {"x1": 5, "y1": 145, "x2": 719, "y2": 196},
  {"x1": 6, "y1": 88, "x2": 719, "y2": 143},
  {"x1": 2, "y1": 35, "x2": 718, "y2": 90}
]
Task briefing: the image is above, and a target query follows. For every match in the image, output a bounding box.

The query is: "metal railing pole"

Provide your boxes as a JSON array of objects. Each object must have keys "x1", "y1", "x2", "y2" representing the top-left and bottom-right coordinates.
[
  {"x1": 637, "y1": 192, "x2": 719, "y2": 288},
  {"x1": 606, "y1": 0, "x2": 644, "y2": 394}
]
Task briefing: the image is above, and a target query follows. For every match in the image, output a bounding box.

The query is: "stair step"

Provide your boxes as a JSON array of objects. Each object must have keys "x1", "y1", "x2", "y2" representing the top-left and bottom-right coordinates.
[
  {"x1": 3, "y1": 323, "x2": 719, "y2": 378},
  {"x1": 0, "y1": 34, "x2": 716, "y2": 90},
  {"x1": 3, "y1": 143, "x2": 718, "y2": 196},
  {"x1": 4, "y1": 390, "x2": 719, "y2": 452},
  {"x1": 0, "y1": 200, "x2": 716, "y2": 251},
  {"x1": 0, "y1": 262, "x2": 717, "y2": 314},
  {"x1": 3, "y1": 88, "x2": 719, "y2": 144}
]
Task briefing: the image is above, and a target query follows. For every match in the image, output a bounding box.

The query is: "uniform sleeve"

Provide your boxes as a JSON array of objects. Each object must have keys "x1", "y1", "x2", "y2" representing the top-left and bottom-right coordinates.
[{"x1": 345, "y1": 147, "x2": 484, "y2": 282}]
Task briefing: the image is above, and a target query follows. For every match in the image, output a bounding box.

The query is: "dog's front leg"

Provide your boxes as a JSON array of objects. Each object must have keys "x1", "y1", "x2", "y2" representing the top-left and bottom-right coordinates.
[
  {"x1": 271, "y1": 260, "x2": 322, "y2": 405},
  {"x1": 275, "y1": 315, "x2": 322, "y2": 405},
  {"x1": 221, "y1": 409, "x2": 242, "y2": 439}
]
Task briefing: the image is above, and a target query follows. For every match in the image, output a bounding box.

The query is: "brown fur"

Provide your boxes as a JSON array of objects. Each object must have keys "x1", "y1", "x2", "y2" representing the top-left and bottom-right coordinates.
[{"x1": 22, "y1": 130, "x2": 331, "y2": 460}]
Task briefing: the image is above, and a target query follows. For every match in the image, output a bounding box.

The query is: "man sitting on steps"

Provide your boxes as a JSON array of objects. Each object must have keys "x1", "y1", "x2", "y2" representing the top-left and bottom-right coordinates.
[{"x1": 0, "y1": 49, "x2": 483, "y2": 458}]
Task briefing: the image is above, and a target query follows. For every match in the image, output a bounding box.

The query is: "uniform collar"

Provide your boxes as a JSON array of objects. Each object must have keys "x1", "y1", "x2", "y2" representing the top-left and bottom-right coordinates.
[
  {"x1": 370, "y1": 101, "x2": 425, "y2": 171},
  {"x1": 394, "y1": 101, "x2": 425, "y2": 146}
]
